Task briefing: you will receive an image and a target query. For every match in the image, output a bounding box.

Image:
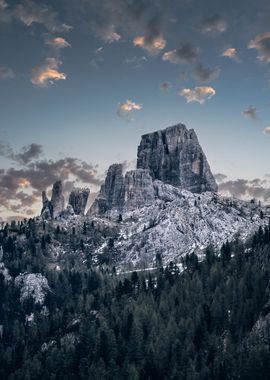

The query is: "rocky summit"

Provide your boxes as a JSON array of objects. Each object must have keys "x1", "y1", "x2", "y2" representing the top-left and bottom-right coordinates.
[
  {"x1": 89, "y1": 123, "x2": 218, "y2": 217},
  {"x1": 38, "y1": 123, "x2": 270, "y2": 269},
  {"x1": 137, "y1": 124, "x2": 217, "y2": 193}
]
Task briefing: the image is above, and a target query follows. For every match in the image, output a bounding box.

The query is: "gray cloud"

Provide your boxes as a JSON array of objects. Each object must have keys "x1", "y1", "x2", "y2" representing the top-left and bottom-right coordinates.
[
  {"x1": 218, "y1": 177, "x2": 270, "y2": 203},
  {"x1": 243, "y1": 105, "x2": 258, "y2": 120},
  {"x1": 75, "y1": 0, "x2": 167, "y2": 47},
  {"x1": 0, "y1": 142, "x2": 102, "y2": 217},
  {"x1": 193, "y1": 63, "x2": 220, "y2": 83},
  {"x1": 197, "y1": 14, "x2": 227, "y2": 35},
  {"x1": 162, "y1": 43, "x2": 200, "y2": 64},
  {"x1": 214, "y1": 173, "x2": 228, "y2": 182},
  {"x1": 0, "y1": 66, "x2": 15, "y2": 80},
  {"x1": 248, "y1": 33, "x2": 270, "y2": 63},
  {"x1": 14, "y1": 0, "x2": 72, "y2": 33},
  {"x1": 160, "y1": 81, "x2": 171, "y2": 93}
]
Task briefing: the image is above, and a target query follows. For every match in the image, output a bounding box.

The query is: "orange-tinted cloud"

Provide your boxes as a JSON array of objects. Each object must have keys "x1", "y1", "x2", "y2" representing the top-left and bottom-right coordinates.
[
  {"x1": 133, "y1": 35, "x2": 166, "y2": 54},
  {"x1": 179, "y1": 86, "x2": 216, "y2": 104},
  {"x1": 46, "y1": 37, "x2": 71, "y2": 49},
  {"x1": 31, "y1": 58, "x2": 66, "y2": 87}
]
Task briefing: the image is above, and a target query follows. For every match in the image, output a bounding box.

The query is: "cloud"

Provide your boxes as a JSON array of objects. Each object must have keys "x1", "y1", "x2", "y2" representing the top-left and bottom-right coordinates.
[
  {"x1": 123, "y1": 55, "x2": 147, "y2": 68},
  {"x1": 0, "y1": 66, "x2": 15, "y2": 80},
  {"x1": 45, "y1": 37, "x2": 71, "y2": 49},
  {"x1": 221, "y1": 47, "x2": 240, "y2": 62},
  {"x1": 31, "y1": 58, "x2": 66, "y2": 87},
  {"x1": 179, "y1": 86, "x2": 216, "y2": 104},
  {"x1": 14, "y1": 143, "x2": 43, "y2": 164},
  {"x1": 0, "y1": 143, "x2": 102, "y2": 217},
  {"x1": 78, "y1": 0, "x2": 167, "y2": 52},
  {"x1": 264, "y1": 126, "x2": 270, "y2": 135},
  {"x1": 90, "y1": 46, "x2": 104, "y2": 68},
  {"x1": 218, "y1": 177, "x2": 270, "y2": 203},
  {"x1": 197, "y1": 14, "x2": 227, "y2": 35},
  {"x1": 162, "y1": 44, "x2": 200, "y2": 64},
  {"x1": 133, "y1": 35, "x2": 166, "y2": 54},
  {"x1": 214, "y1": 173, "x2": 228, "y2": 183},
  {"x1": 117, "y1": 99, "x2": 142, "y2": 120},
  {"x1": 248, "y1": 33, "x2": 270, "y2": 63},
  {"x1": 242, "y1": 106, "x2": 258, "y2": 120},
  {"x1": 193, "y1": 64, "x2": 220, "y2": 82},
  {"x1": 14, "y1": 0, "x2": 72, "y2": 33},
  {"x1": 160, "y1": 81, "x2": 171, "y2": 93},
  {"x1": 0, "y1": 0, "x2": 7, "y2": 10}
]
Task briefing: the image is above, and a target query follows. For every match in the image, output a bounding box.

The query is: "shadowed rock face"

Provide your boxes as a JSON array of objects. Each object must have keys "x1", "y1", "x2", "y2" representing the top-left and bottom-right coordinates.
[
  {"x1": 41, "y1": 181, "x2": 65, "y2": 218},
  {"x1": 68, "y1": 188, "x2": 90, "y2": 215},
  {"x1": 88, "y1": 166, "x2": 155, "y2": 215},
  {"x1": 51, "y1": 181, "x2": 65, "y2": 218},
  {"x1": 137, "y1": 124, "x2": 218, "y2": 193},
  {"x1": 89, "y1": 164, "x2": 124, "y2": 215}
]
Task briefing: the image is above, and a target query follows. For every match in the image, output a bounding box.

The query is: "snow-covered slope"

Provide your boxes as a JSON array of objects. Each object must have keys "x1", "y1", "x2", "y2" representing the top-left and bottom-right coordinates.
[{"x1": 107, "y1": 182, "x2": 269, "y2": 268}]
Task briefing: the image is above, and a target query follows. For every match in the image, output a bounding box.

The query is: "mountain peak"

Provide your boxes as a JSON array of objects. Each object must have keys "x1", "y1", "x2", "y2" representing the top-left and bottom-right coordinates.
[{"x1": 137, "y1": 123, "x2": 217, "y2": 193}]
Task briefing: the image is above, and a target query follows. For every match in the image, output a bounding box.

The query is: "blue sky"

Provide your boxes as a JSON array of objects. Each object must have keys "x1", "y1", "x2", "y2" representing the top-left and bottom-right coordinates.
[{"x1": 0, "y1": 0, "x2": 270, "y2": 219}]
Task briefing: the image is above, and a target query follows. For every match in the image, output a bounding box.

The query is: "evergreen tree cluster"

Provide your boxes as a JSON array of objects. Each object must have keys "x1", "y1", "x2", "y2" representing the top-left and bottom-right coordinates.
[{"x1": 0, "y1": 222, "x2": 270, "y2": 379}]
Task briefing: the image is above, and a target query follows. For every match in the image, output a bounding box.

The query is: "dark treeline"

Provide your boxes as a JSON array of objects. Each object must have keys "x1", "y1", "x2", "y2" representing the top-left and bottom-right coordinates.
[{"x1": 0, "y1": 222, "x2": 270, "y2": 379}]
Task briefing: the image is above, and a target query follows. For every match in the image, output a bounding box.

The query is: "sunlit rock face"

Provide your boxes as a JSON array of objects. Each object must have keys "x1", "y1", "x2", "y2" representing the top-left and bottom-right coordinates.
[
  {"x1": 136, "y1": 123, "x2": 218, "y2": 193},
  {"x1": 68, "y1": 188, "x2": 90, "y2": 215}
]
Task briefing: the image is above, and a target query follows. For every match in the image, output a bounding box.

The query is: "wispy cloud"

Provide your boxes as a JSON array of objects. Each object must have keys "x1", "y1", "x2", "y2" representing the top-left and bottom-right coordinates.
[
  {"x1": 117, "y1": 99, "x2": 142, "y2": 120},
  {"x1": 0, "y1": 66, "x2": 15, "y2": 80},
  {"x1": 45, "y1": 37, "x2": 71, "y2": 49},
  {"x1": 179, "y1": 86, "x2": 216, "y2": 104},
  {"x1": 221, "y1": 47, "x2": 240, "y2": 62},
  {"x1": 197, "y1": 14, "x2": 227, "y2": 35},
  {"x1": 162, "y1": 43, "x2": 199, "y2": 64},
  {"x1": 193, "y1": 64, "x2": 220, "y2": 82},
  {"x1": 123, "y1": 55, "x2": 147, "y2": 68},
  {"x1": 31, "y1": 58, "x2": 66, "y2": 87},
  {"x1": 14, "y1": 0, "x2": 72, "y2": 33},
  {"x1": 248, "y1": 33, "x2": 270, "y2": 62},
  {"x1": 133, "y1": 35, "x2": 166, "y2": 54},
  {"x1": 160, "y1": 81, "x2": 171, "y2": 93},
  {"x1": 242, "y1": 106, "x2": 258, "y2": 120}
]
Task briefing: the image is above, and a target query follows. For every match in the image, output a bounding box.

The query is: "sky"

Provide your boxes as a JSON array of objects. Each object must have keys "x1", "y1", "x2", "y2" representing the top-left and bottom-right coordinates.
[{"x1": 0, "y1": 0, "x2": 270, "y2": 220}]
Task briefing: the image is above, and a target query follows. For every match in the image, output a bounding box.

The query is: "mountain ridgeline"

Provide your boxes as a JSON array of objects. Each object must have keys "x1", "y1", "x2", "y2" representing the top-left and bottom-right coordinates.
[{"x1": 39, "y1": 123, "x2": 268, "y2": 268}]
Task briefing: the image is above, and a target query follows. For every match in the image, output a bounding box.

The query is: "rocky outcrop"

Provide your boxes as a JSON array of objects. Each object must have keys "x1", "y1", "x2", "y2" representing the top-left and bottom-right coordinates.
[
  {"x1": 41, "y1": 181, "x2": 65, "y2": 218},
  {"x1": 51, "y1": 181, "x2": 65, "y2": 218},
  {"x1": 89, "y1": 166, "x2": 156, "y2": 216},
  {"x1": 137, "y1": 123, "x2": 218, "y2": 193},
  {"x1": 89, "y1": 124, "x2": 218, "y2": 217},
  {"x1": 89, "y1": 164, "x2": 124, "y2": 215},
  {"x1": 123, "y1": 169, "x2": 155, "y2": 210},
  {"x1": 41, "y1": 191, "x2": 52, "y2": 219},
  {"x1": 68, "y1": 188, "x2": 90, "y2": 215}
]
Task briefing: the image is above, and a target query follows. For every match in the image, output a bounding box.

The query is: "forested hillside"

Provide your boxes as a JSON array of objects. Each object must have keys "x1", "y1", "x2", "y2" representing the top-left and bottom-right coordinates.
[{"x1": 0, "y1": 222, "x2": 270, "y2": 379}]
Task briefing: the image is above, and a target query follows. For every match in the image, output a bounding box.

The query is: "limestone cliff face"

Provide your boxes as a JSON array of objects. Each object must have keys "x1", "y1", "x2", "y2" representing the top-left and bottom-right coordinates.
[
  {"x1": 41, "y1": 181, "x2": 65, "y2": 218},
  {"x1": 89, "y1": 123, "x2": 218, "y2": 217},
  {"x1": 88, "y1": 167, "x2": 155, "y2": 215},
  {"x1": 123, "y1": 169, "x2": 155, "y2": 210},
  {"x1": 68, "y1": 188, "x2": 90, "y2": 215},
  {"x1": 51, "y1": 181, "x2": 65, "y2": 218},
  {"x1": 89, "y1": 164, "x2": 124, "y2": 215},
  {"x1": 136, "y1": 124, "x2": 217, "y2": 193}
]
